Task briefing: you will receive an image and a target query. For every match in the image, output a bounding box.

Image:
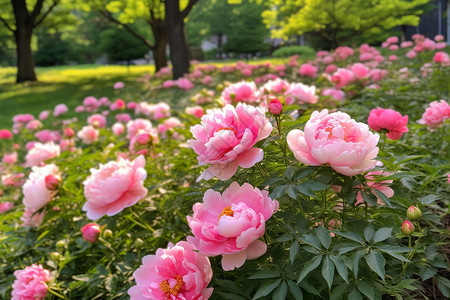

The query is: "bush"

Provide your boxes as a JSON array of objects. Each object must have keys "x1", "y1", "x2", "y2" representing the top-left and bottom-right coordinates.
[{"x1": 272, "y1": 45, "x2": 316, "y2": 57}]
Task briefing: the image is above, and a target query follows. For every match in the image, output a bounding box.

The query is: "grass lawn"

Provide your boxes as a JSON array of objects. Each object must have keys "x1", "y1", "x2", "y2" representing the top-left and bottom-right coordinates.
[{"x1": 0, "y1": 58, "x2": 288, "y2": 129}]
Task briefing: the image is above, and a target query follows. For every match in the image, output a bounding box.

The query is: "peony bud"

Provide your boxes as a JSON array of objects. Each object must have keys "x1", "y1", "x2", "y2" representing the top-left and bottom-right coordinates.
[
  {"x1": 56, "y1": 240, "x2": 67, "y2": 251},
  {"x1": 0, "y1": 129, "x2": 13, "y2": 139},
  {"x1": 50, "y1": 252, "x2": 61, "y2": 262},
  {"x1": 45, "y1": 174, "x2": 61, "y2": 190},
  {"x1": 64, "y1": 128, "x2": 75, "y2": 138},
  {"x1": 103, "y1": 229, "x2": 113, "y2": 239},
  {"x1": 269, "y1": 99, "x2": 283, "y2": 115},
  {"x1": 81, "y1": 223, "x2": 101, "y2": 243},
  {"x1": 401, "y1": 220, "x2": 415, "y2": 235},
  {"x1": 136, "y1": 133, "x2": 152, "y2": 145},
  {"x1": 406, "y1": 205, "x2": 422, "y2": 221}
]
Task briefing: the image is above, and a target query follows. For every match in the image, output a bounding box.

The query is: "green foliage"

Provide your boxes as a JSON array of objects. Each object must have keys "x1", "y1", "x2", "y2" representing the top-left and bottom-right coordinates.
[{"x1": 272, "y1": 45, "x2": 315, "y2": 58}]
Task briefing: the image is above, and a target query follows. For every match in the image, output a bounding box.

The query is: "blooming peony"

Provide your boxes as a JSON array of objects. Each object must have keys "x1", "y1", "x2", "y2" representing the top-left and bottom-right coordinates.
[
  {"x1": 11, "y1": 264, "x2": 51, "y2": 300},
  {"x1": 53, "y1": 104, "x2": 68, "y2": 117},
  {"x1": 114, "y1": 81, "x2": 125, "y2": 89},
  {"x1": 126, "y1": 118, "x2": 153, "y2": 139},
  {"x1": 0, "y1": 201, "x2": 14, "y2": 213},
  {"x1": 2, "y1": 152, "x2": 18, "y2": 164},
  {"x1": 433, "y1": 51, "x2": 450, "y2": 65},
  {"x1": 87, "y1": 114, "x2": 107, "y2": 128},
  {"x1": 21, "y1": 208, "x2": 46, "y2": 227},
  {"x1": 128, "y1": 241, "x2": 213, "y2": 300},
  {"x1": 77, "y1": 125, "x2": 99, "y2": 144},
  {"x1": 418, "y1": 100, "x2": 450, "y2": 129},
  {"x1": 24, "y1": 142, "x2": 60, "y2": 167},
  {"x1": 0, "y1": 129, "x2": 13, "y2": 139},
  {"x1": 23, "y1": 164, "x2": 60, "y2": 210},
  {"x1": 285, "y1": 83, "x2": 318, "y2": 105},
  {"x1": 112, "y1": 122, "x2": 125, "y2": 136},
  {"x1": 185, "y1": 106, "x2": 204, "y2": 118},
  {"x1": 187, "y1": 182, "x2": 279, "y2": 271},
  {"x1": 221, "y1": 81, "x2": 259, "y2": 104},
  {"x1": 189, "y1": 103, "x2": 272, "y2": 181},
  {"x1": 368, "y1": 108, "x2": 409, "y2": 140},
  {"x1": 82, "y1": 155, "x2": 148, "y2": 219},
  {"x1": 287, "y1": 110, "x2": 379, "y2": 176},
  {"x1": 299, "y1": 63, "x2": 317, "y2": 77}
]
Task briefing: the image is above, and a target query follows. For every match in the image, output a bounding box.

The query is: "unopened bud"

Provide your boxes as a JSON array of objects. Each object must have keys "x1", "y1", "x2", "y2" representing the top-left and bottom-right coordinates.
[
  {"x1": 45, "y1": 174, "x2": 61, "y2": 190},
  {"x1": 56, "y1": 240, "x2": 67, "y2": 251},
  {"x1": 269, "y1": 99, "x2": 283, "y2": 115},
  {"x1": 135, "y1": 238, "x2": 144, "y2": 248},
  {"x1": 64, "y1": 128, "x2": 75, "y2": 138},
  {"x1": 136, "y1": 133, "x2": 152, "y2": 145},
  {"x1": 50, "y1": 252, "x2": 61, "y2": 262},
  {"x1": 103, "y1": 229, "x2": 113, "y2": 239},
  {"x1": 81, "y1": 223, "x2": 101, "y2": 243},
  {"x1": 406, "y1": 206, "x2": 422, "y2": 221},
  {"x1": 401, "y1": 220, "x2": 415, "y2": 235}
]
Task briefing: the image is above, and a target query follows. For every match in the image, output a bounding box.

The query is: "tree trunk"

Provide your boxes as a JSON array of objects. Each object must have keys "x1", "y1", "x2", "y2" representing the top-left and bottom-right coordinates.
[
  {"x1": 15, "y1": 27, "x2": 37, "y2": 83},
  {"x1": 151, "y1": 19, "x2": 168, "y2": 72},
  {"x1": 217, "y1": 34, "x2": 223, "y2": 59},
  {"x1": 165, "y1": 0, "x2": 190, "y2": 79}
]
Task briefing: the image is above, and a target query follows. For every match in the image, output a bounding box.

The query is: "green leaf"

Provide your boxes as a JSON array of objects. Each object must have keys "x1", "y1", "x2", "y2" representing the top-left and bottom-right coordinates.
[
  {"x1": 337, "y1": 243, "x2": 362, "y2": 254},
  {"x1": 420, "y1": 194, "x2": 439, "y2": 205},
  {"x1": 400, "y1": 177, "x2": 414, "y2": 191},
  {"x1": 376, "y1": 248, "x2": 410, "y2": 262},
  {"x1": 395, "y1": 279, "x2": 417, "y2": 291},
  {"x1": 290, "y1": 241, "x2": 300, "y2": 264},
  {"x1": 366, "y1": 250, "x2": 386, "y2": 280},
  {"x1": 284, "y1": 167, "x2": 296, "y2": 179},
  {"x1": 361, "y1": 190, "x2": 378, "y2": 206},
  {"x1": 373, "y1": 189, "x2": 392, "y2": 207},
  {"x1": 297, "y1": 255, "x2": 322, "y2": 283},
  {"x1": 330, "y1": 254, "x2": 349, "y2": 283},
  {"x1": 297, "y1": 281, "x2": 320, "y2": 296},
  {"x1": 357, "y1": 281, "x2": 375, "y2": 300},
  {"x1": 286, "y1": 185, "x2": 298, "y2": 199},
  {"x1": 217, "y1": 292, "x2": 246, "y2": 300},
  {"x1": 249, "y1": 270, "x2": 281, "y2": 279},
  {"x1": 299, "y1": 234, "x2": 321, "y2": 249},
  {"x1": 287, "y1": 280, "x2": 303, "y2": 300},
  {"x1": 297, "y1": 184, "x2": 315, "y2": 198},
  {"x1": 348, "y1": 287, "x2": 363, "y2": 300},
  {"x1": 376, "y1": 245, "x2": 413, "y2": 253},
  {"x1": 352, "y1": 250, "x2": 364, "y2": 278},
  {"x1": 333, "y1": 231, "x2": 365, "y2": 244},
  {"x1": 272, "y1": 281, "x2": 288, "y2": 300},
  {"x1": 302, "y1": 180, "x2": 329, "y2": 191},
  {"x1": 330, "y1": 284, "x2": 347, "y2": 300},
  {"x1": 253, "y1": 279, "x2": 282, "y2": 300},
  {"x1": 437, "y1": 276, "x2": 450, "y2": 298},
  {"x1": 373, "y1": 227, "x2": 392, "y2": 243},
  {"x1": 364, "y1": 225, "x2": 375, "y2": 242},
  {"x1": 419, "y1": 266, "x2": 437, "y2": 281},
  {"x1": 270, "y1": 185, "x2": 287, "y2": 199},
  {"x1": 293, "y1": 168, "x2": 315, "y2": 181},
  {"x1": 315, "y1": 226, "x2": 331, "y2": 250},
  {"x1": 321, "y1": 256, "x2": 335, "y2": 289},
  {"x1": 277, "y1": 233, "x2": 293, "y2": 243}
]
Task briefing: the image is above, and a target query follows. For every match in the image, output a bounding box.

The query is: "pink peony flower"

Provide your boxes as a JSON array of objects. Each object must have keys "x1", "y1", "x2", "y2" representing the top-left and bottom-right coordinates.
[
  {"x1": 176, "y1": 78, "x2": 195, "y2": 91},
  {"x1": 126, "y1": 118, "x2": 153, "y2": 139},
  {"x1": 189, "y1": 103, "x2": 272, "y2": 181},
  {"x1": 115, "y1": 113, "x2": 131, "y2": 123},
  {"x1": 350, "y1": 63, "x2": 369, "y2": 80},
  {"x1": 331, "y1": 68, "x2": 355, "y2": 88},
  {"x1": 21, "y1": 208, "x2": 46, "y2": 227},
  {"x1": 75, "y1": 105, "x2": 85, "y2": 113},
  {"x1": 0, "y1": 129, "x2": 13, "y2": 139},
  {"x1": 87, "y1": 114, "x2": 107, "y2": 128},
  {"x1": 23, "y1": 164, "x2": 60, "y2": 210},
  {"x1": 53, "y1": 104, "x2": 68, "y2": 117},
  {"x1": 157, "y1": 117, "x2": 182, "y2": 136},
  {"x1": 221, "y1": 81, "x2": 259, "y2": 104},
  {"x1": 114, "y1": 81, "x2": 125, "y2": 89},
  {"x1": 325, "y1": 64, "x2": 337, "y2": 74},
  {"x1": 386, "y1": 36, "x2": 399, "y2": 44},
  {"x1": 34, "y1": 130, "x2": 60, "y2": 143},
  {"x1": 2, "y1": 152, "x2": 18, "y2": 164},
  {"x1": 0, "y1": 201, "x2": 14, "y2": 213},
  {"x1": 25, "y1": 142, "x2": 60, "y2": 167},
  {"x1": 39, "y1": 110, "x2": 50, "y2": 121},
  {"x1": 299, "y1": 63, "x2": 317, "y2": 77},
  {"x1": 434, "y1": 34, "x2": 445, "y2": 42},
  {"x1": 202, "y1": 75, "x2": 212, "y2": 85},
  {"x1": 418, "y1": 100, "x2": 450, "y2": 129},
  {"x1": 77, "y1": 125, "x2": 99, "y2": 144},
  {"x1": 163, "y1": 80, "x2": 174, "y2": 88},
  {"x1": 368, "y1": 108, "x2": 409, "y2": 140},
  {"x1": 406, "y1": 51, "x2": 417, "y2": 59},
  {"x1": 112, "y1": 122, "x2": 125, "y2": 136},
  {"x1": 128, "y1": 241, "x2": 213, "y2": 300},
  {"x1": 187, "y1": 182, "x2": 279, "y2": 271},
  {"x1": 185, "y1": 106, "x2": 204, "y2": 118},
  {"x1": 11, "y1": 264, "x2": 51, "y2": 300},
  {"x1": 401, "y1": 41, "x2": 413, "y2": 48},
  {"x1": 321, "y1": 88, "x2": 345, "y2": 102},
  {"x1": 81, "y1": 223, "x2": 101, "y2": 243},
  {"x1": 26, "y1": 120, "x2": 43, "y2": 131},
  {"x1": 436, "y1": 42, "x2": 446, "y2": 50},
  {"x1": 285, "y1": 83, "x2": 318, "y2": 105},
  {"x1": 2, "y1": 173, "x2": 25, "y2": 187},
  {"x1": 269, "y1": 99, "x2": 283, "y2": 115},
  {"x1": 287, "y1": 110, "x2": 379, "y2": 176},
  {"x1": 262, "y1": 78, "x2": 289, "y2": 94},
  {"x1": 433, "y1": 51, "x2": 450, "y2": 65},
  {"x1": 82, "y1": 156, "x2": 148, "y2": 219},
  {"x1": 389, "y1": 55, "x2": 397, "y2": 61},
  {"x1": 13, "y1": 114, "x2": 34, "y2": 124},
  {"x1": 127, "y1": 101, "x2": 138, "y2": 110}
]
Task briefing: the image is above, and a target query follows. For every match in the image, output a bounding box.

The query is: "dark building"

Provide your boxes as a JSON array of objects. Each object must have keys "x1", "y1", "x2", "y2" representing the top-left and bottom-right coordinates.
[{"x1": 405, "y1": 0, "x2": 449, "y2": 43}]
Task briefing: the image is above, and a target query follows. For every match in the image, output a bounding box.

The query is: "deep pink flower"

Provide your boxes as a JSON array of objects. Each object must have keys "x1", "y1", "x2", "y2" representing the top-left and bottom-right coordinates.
[
  {"x1": 269, "y1": 99, "x2": 283, "y2": 115},
  {"x1": 25, "y1": 142, "x2": 60, "y2": 167},
  {"x1": 81, "y1": 223, "x2": 102, "y2": 243},
  {"x1": 23, "y1": 164, "x2": 60, "y2": 210},
  {"x1": 287, "y1": 110, "x2": 379, "y2": 176},
  {"x1": 82, "y1": 156, "x2": 148, "y2": 219},
  {"x1": 350, "y1": 63, "x2": 369, "y2": 80},
  {"x1": 325, "y1": 64, "x2": 337, "y2": 74},
  {"x1": 433, "y1": 51, "x2": 450, "y2": 65},
  {"x1": 418, "y1": 100, "x2": 450, "y2": 129},
  {"x1": 12, "y1": 264, "x2": 51, "y2": 300},
  {"x1": 176, "y1": 78, "x2": 195, "y2": 91},
  {"x1": 389, "y1": 55, "x2": 397, "y2": 61},
  {"x1": 0, "y1": 129, "x2": 13, "y2": 139},
  {"x1": 128, "y1": 241, "x2": 213, "y2": 300},
  {"x1": 34, "y1": 130, "x2": 60, "y2": 143},
  {"x1": 187, "y1": 182, "x2": 279, "y2": 270},
  {"x1": 368, "y1": 108, "x2": 409, "y2": 140},
  {"x1": 299, "y1": 63, "x2": 317, "y2": 77},
  {"x1": 189, "y1": 103, "x2": 272, "y2": 181},
  {"x1": 185, "y1": 106, "x2": 204, "y2": 118},
  {"x1": 163, "y1": 80, "x2": 174, "y2": 88},
  {"x1": 0, "y1": 201, "x2": 14, "y2": 213}
]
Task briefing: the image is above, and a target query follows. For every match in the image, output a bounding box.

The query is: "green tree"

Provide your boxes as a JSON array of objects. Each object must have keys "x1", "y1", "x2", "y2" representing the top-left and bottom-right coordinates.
[{"x1": 261, "y1": 0, "x2": 432, "y2": 47}]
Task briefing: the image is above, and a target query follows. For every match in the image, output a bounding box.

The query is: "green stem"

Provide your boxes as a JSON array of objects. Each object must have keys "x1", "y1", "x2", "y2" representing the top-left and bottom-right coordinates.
[
  {"x1": 256, "y1": 163, "x2": 269, "y2": 179},
  {"x1": 47, "y1": 287, "x2": 67, "y2": 299}
]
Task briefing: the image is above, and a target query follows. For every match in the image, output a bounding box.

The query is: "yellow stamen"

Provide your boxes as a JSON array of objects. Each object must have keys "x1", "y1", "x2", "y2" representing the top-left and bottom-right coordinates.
[
  {"x1": 160, "y1": 275, "x2": 184, "y2": 296},
  {"x1": 218, "y1": 206, "x2": 234, "y2": 221}
]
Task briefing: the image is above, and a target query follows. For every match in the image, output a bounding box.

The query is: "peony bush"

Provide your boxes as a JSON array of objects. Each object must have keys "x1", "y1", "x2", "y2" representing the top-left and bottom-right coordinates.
[{"x1": 0, "y1": 35, "x2": 449, "y2": 299}]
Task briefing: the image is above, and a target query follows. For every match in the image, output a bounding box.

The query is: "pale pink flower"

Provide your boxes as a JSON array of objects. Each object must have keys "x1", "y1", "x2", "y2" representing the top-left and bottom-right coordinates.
[
  {"x1": 163, "y1": 80, "x2": 174, "y2": 88},
  {"x1": 38, "y1": 110, "x2": 49, "y2": 121},
  {"x1": 77, "y1": 125, "x2": 99, "y2": 144},
  {"x1": 127, "y1": 102, "x2": 138, "y2": 110},
  {"x1": 59, "y1": 139, "x2": 75, "y2": 152},
  {"x1": 157, "y1": 117, "x2": 183, "y2": 135},
  {"x1": 187, "y1": 182, "x2": 279, "y2": 270},
  {"x1": 2, "y1": 173, "x2": 25, "y2": 187},
  {"x1": 287, "y1": 110, "x2": 379, "y2": 176},
  {"x1": 126, "y1": 118, "x2": 153, "y2": 139},
  {"x1": 241, "y1": 68, "x2": 252, "y2": 77},
  {"x1": 26, "y1": 120, "x2": 42, "y2": 131},
  {"x1": 113, "y1": 81, "x2": 125, "y2": 89},
  {"x1": 53, "y1": 104, "x2": 68, "y2": 117},
  {"x1": 13, "y1": 114, "x2": 34, "y2": 124},
  {"x1": 112, "y1": 122, "x2": 125, "y2": 136},
  {"x1": 321, "y1": 88, "x2": 345, "y2": 102},
  {"x1": 21, "y1": 208, "x2": 46, "y2": 227},
  {"x1": 406, "y1": 51, "x2": 417, "y2": 59},
  {"x1": 75, "y1": 105, "x2": 85, "y2": 113},
  {"x1": 435, "y1": 34, "x2": 445, "y2": 42},
  {"x1": 359, "y1": 53, "x2": 373, "y2": 61},
  {"x1": 185, "y1": 106, "x2": 204, "y2": 118},
  {"x1": 98, "y1": 97, "x2": 110, "y2": 106},
  {"x1": 369, "y1": 69, "x2": 387, "y2": 82},
  {"x1": 285, "y1": 83, "x2": 318, "y2": 105},
  {"x1": 202, "y1": 75, "x2": 212, "y2": 85},
  {"x1": 23, "y1": 164, "x2": 60, "y2": 210},
  {"x1": 26, "y1": 141, "x2": 37, "y2": 150},
  {"x1": 87, "y1": 114, "x2": 107, "y2": 128},
  {"x1": 350, "y1": 63, "x2": 370, "y2": 80},
  {"x1": 34, "y1": 130, "x2": 60, "y2": 143},
  {"x1": 129, "y1": 128, "x2": 158, "y2": 155},
  {"x1": 401, "y1": 41, "x2": 413, "y2": 48},
  {"x1": 331, "y1": 68, "x2": 355, "y2": 88},
  {"x1": 436, "y1": 42, "x2": 446, "y2": 50},
  {"x1": 176, "y1": 78, "x2": 195, "y2": 91},
  {"x1": 389, "y1": 55, "x2": 397, "y2": 61},
  {"x1": 25, "y1": 142, "x2": 60, "y2": 167},
  {"x1": 81, "y1": 223, "x2": 101, "y2": 243},
  {"x1": 115, "y1": 113, "x2": 131, "y2": 123},
  {"x1": 386, "y1": 36, "x2": 399, "y2": 44},
  {"x1": 389, "y1": 45, "x2": 399, "y2": 51},
  {"x1": 189, "y1": 103, "x2": 272, "y2": 181},
  {"x1": 418, "y1": 100, "x2": 450, "y2": 129},
  {"x1": 11, "y1": 264, "x2": 51, "y2": 300},
  {"x1": 368, "y1": 108, "x2": 409, "y2": 140},
  {"x1": 128, "y1": 241, "x2": 213, "y2": 300},
  {"x1": 0, "y1": 201, "x2": 14, "y2": 213},
  {"x1": 299, "y1": 63, "x2": 317, "y2": 77},
  {"x1": 82, "y1": 156, "x2": 148, "y2": 219},
  {"x1": 262, "y1": 78, "x2": 289, "y2": 94},
  {"x1": 2, "y1": 152, "x2": 18, "y2": 164},
  {"x1": 221, "y1": 81, "x2": 259, "y2": 104}
]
